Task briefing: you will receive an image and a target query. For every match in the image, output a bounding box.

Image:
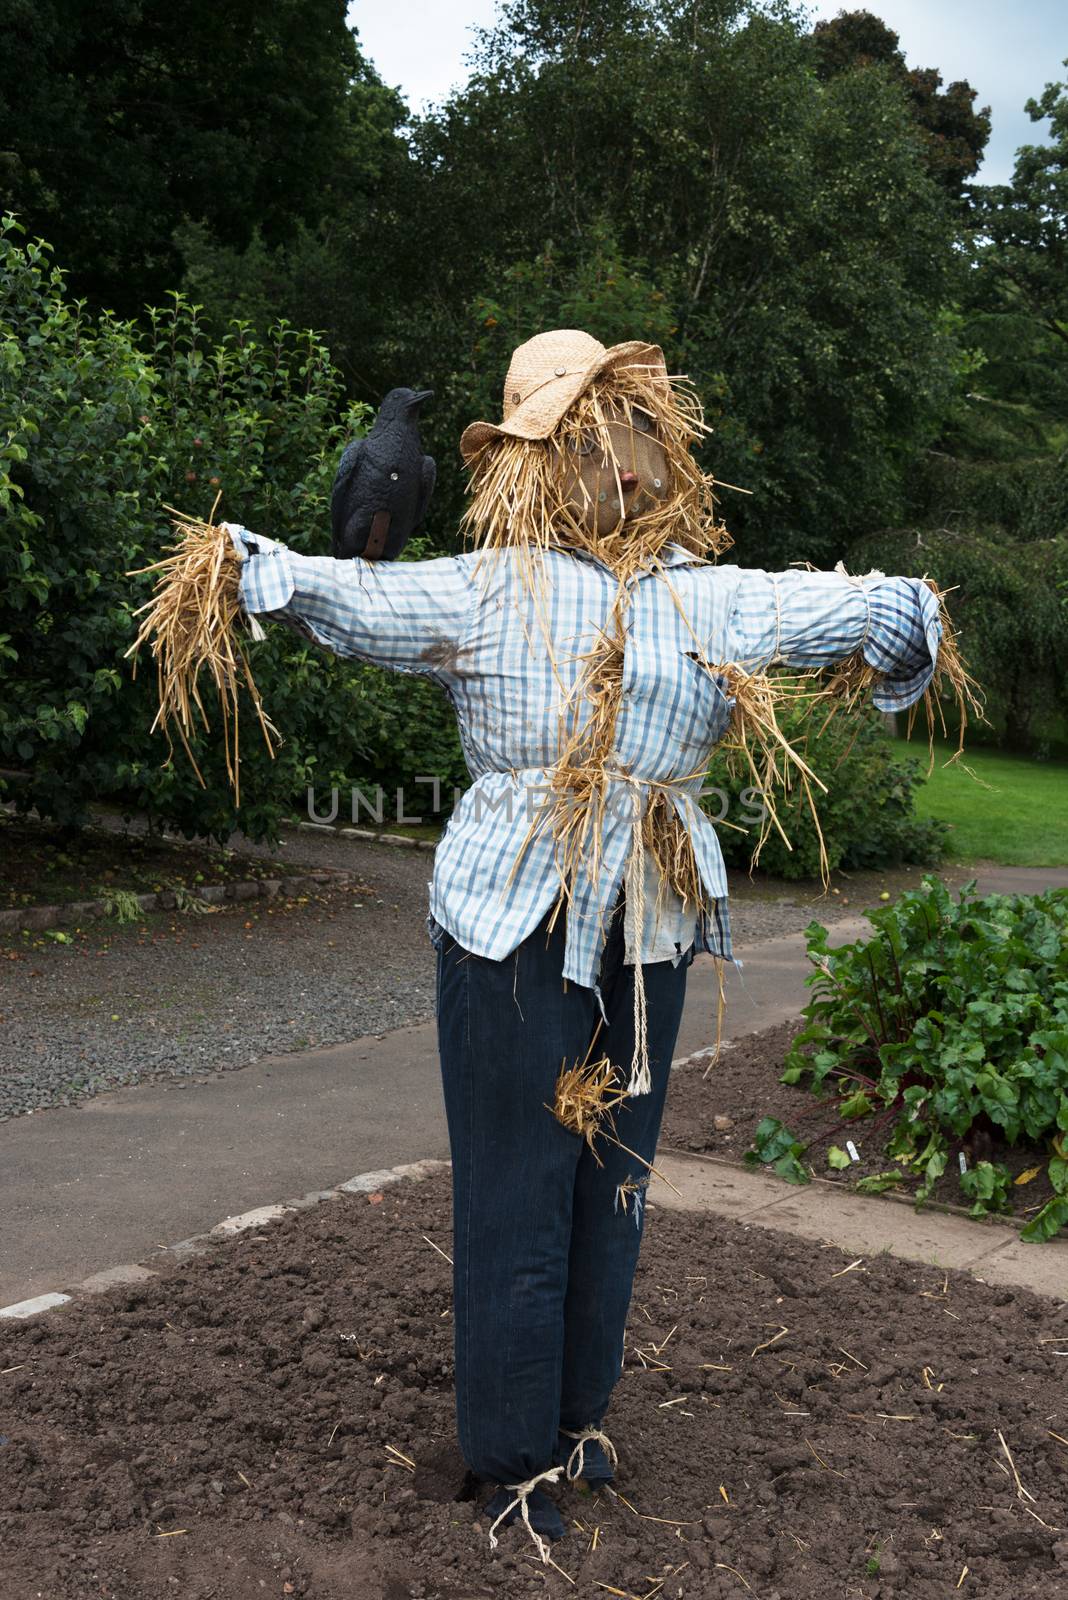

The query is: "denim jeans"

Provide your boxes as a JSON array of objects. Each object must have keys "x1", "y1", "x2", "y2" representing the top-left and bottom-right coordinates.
[{"x1": 435, "y1": 898, "x2": 691, "y2": 1484}]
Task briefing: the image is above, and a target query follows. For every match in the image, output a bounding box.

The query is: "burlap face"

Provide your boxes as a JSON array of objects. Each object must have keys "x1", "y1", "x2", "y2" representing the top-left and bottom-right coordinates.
[{"x1": 556, "y1": 402, "x2": 672, "y2": 538}]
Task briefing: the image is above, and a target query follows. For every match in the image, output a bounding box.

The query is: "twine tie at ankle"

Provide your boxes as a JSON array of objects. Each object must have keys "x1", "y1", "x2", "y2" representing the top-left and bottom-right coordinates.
[
  {"x1": 561, "y1": 1426, "x2": 619, "y2": 1481},
  {"x1": 487, "y1": 1464, "x2": 565, "y2": 1562}
]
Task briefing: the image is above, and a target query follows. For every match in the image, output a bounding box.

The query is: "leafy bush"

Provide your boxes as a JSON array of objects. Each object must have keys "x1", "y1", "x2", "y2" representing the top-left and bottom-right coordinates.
[
  {"x1": 0, "y1": 218, "x2": 465, "y2": 841},
  {"x1": 775, "y1": 877, "x2": 1068, "y2": 1241},
  {"x1": 702, "y1": 700, "x2": 948, "y2": 879}
]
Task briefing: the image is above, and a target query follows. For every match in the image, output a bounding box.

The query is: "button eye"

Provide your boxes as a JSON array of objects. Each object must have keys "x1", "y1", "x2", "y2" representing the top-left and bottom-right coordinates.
[{"x1": 630, "y1": 408, "x2": 655, "y2": 435}]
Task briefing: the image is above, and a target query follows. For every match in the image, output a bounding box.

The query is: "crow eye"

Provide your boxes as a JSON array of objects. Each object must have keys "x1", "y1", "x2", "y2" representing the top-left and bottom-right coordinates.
[{"x1": 390, "y1": 471, "x2": 399, "y2": 481}]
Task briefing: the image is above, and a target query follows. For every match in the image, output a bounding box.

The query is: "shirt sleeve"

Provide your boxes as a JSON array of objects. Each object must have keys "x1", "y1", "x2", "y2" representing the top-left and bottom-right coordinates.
[
  {"x1": 226, "y1": 526, "x2": 476, "y2": 678},
  {"x1": 727, "y1": 566, "x2": 942, "y2": 713}
]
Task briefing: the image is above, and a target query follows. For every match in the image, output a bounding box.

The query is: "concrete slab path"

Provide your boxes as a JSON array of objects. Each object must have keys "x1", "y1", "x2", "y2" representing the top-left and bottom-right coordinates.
[
  {"x1": 648, "y1": 1151, "x2": 1068, "y2": 1300},
  {"x1": 1, "y1": 921, "x2": 856, "y2": 1307}
]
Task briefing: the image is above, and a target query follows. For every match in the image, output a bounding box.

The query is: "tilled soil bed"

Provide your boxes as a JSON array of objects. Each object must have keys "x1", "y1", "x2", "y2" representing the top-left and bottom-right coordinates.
[
  {"x1": 2, "y1": 1172, "x2": 1067, "y2": 1600},
  {"x1": 661, "y1": 1023, "x2": 1064, "y2": 1220}
]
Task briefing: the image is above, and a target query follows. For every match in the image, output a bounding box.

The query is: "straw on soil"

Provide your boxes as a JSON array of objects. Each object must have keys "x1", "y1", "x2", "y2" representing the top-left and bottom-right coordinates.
[{"x1": 126, "y1": 507, "x2": 278, "y2": 806}]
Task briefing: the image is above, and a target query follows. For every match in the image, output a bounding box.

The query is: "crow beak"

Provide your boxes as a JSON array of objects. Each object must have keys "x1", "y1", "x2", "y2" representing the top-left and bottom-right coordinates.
[{"x1": 411, "y1": 389, "x2": 434, "y2": 406}]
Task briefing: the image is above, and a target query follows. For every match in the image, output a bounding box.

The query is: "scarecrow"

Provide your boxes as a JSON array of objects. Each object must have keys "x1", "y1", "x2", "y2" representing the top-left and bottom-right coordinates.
[{"x1": 131, "y1": 329, "x2": 976, "y2": 1560}]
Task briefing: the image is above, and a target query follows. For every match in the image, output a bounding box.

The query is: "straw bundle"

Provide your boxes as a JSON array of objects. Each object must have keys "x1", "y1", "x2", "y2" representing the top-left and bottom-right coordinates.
[
  {"x1": 549, "y1": 1052, "x2": 680, "y2": 1195},
  {"x1": 126, "y1": 509, "x2": 278, "y2": 806},
  {"x1": 811, "y1": 577, "x2": 984, "y2": 773},
  {"x1": 642, "y1": 792, "x2": 709, "y2": 916},
  {"x1": 531, "y1": 596, "x2": 628, "y2": 932},
  {"x1": 705, "y1": 663, "x2": 831, "y2": 880},
  {"x1": 551, "y1": 1053, "x2": 628, "y2": 1160}
]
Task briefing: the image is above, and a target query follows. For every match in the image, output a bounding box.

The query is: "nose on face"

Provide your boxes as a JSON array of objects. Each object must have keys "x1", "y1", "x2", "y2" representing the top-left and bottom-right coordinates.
[{"x1": 619, "y1": 471, "x2": 640, "y2": 491}]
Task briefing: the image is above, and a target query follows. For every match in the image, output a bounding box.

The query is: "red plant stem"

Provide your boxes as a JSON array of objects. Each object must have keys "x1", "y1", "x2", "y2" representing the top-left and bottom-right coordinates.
[
  {"x1": 865, "y1": 948, "x2": 890, "y2": 1043},
  {"x1": 825, "y1": 1064, "x2": 880, "y2": 1092}
]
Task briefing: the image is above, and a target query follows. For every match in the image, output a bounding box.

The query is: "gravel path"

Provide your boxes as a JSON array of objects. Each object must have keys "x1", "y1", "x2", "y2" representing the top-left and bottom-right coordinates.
[
  {"x1": 0, "y1": 822, "x2": 967, "y2": 1122},
  {"x1": 0, "y1": 834, "x2": 435, "y2": 1121}
]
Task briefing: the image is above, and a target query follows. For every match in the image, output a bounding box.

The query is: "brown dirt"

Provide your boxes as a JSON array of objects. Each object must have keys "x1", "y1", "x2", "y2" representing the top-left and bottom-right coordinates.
[
  {"x1": 2, "y1": 1172, "x2": 1068, "y2": 1599},
  {"x1": 661, "y1": 1023, "x2": 1062, "y2": 1221}
]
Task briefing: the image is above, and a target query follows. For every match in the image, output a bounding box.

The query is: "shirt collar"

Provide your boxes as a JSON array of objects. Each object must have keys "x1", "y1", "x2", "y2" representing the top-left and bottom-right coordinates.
[
  {"x1": 566, "y1": 541, "x2": 703, "y2": 573},
  {"x1": 659, "y1": 542, "x2": 702, "y2": 568}
]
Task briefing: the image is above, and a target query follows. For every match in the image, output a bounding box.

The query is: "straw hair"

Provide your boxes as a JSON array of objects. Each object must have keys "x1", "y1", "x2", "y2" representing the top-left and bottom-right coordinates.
[
  {"x1": 126, "y1": 506, "x2": 278, "y2": 805},
  {"x1": 461, "y1": 363, "x2": 732, "y2": 575}
]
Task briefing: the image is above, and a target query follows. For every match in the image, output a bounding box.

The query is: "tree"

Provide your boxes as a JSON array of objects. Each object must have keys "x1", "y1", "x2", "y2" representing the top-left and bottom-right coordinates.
[
  {"x1": 967, "y1": 64, "x2": 1068, "y2": 371},
  {"x1": 0, "y1": 0, "x2": 403, "y2": 316},
  {"x1": 402, "y1": 0, "x2": 965, "y2": 564},
  {"x1": 0, "y1": 219, "x2": 466, "y2": 840},
  {"x1": 913, "y1": 65, "x2": 1068, "y2": 540},
  {"x1": 808, "y1": 9, "x2": 991, "y2": 204}
]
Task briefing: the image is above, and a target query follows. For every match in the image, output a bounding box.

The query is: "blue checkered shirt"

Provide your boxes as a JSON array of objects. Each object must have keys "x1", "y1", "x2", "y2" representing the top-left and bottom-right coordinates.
[{"x1": 228, "y1": 529, "x2": 940, "y2": 990}]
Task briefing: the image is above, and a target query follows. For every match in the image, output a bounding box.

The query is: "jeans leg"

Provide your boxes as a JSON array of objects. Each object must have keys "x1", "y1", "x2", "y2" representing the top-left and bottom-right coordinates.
[
  {"x1": 436, "y1": 920, "x2": 597, "y2": 1484},
  {"x1": 559, "y1": 946, "x2": 690, "y2": 1433}
]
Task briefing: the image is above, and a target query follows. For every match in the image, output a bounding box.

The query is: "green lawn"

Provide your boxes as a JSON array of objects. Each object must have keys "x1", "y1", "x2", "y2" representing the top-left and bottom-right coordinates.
[{"x1": 896, "y1": 739, "x2": 1068, "y2": 866}]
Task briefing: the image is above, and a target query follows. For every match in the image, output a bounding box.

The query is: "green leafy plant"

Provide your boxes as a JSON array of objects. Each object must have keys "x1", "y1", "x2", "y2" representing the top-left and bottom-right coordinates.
[
  {"x1": 97, "y1": 887, "x2": 143, "y2": 925},
  {"x1": 855, "y1": 1171, "x2": 906, "y2": 1195},
  {"x1": 744, "y1": 1116, "x2": 810, "y2": 1186},
  {"x1": 959, "y1": 1159, "x2": 1012, "y2": 1218},
  {"x1": 171, "y1": 885, "x2": 213, "y2": 915},
  {"x1": 774, "y1": 877, "x2": 1068, "y2": 1240}
]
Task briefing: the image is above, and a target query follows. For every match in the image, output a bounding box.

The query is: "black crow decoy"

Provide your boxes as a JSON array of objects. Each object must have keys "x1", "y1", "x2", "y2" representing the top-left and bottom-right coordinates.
[{"x1": 330, "y1": 387, "x2": 436, "y2": 561}]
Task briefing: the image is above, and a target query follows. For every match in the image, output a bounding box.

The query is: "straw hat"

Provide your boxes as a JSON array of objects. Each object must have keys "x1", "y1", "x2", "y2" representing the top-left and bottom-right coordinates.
[{"x1": 459, "y1": 329, "x2": 666, "y2": 464}]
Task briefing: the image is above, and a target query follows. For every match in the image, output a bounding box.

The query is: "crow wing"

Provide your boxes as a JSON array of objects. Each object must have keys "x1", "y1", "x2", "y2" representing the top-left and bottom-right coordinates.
[
  {"x1": 331, "y1": 437, "x2": 369, "y2": 559},
  {"x1": 414, "y1": 453, "x2": 437, "y2": 535}
]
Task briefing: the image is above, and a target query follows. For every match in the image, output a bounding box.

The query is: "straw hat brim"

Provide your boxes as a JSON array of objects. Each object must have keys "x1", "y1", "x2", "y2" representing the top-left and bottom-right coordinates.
[{"x1": 459, "y1": 340, "x2": 667, "y2": 464}]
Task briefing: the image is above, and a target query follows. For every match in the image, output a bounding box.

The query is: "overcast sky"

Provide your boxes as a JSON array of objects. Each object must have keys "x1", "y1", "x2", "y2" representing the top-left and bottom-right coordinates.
[{"x1": 348, "y1": 0, "x2": 1065, "y2": 185}]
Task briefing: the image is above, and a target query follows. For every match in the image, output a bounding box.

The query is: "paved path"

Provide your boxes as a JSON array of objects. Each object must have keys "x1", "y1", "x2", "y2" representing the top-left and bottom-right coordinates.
[
  {"x1": 1, "y1": 866, "x2": 1065, "y2": 1307},
  {"x1": 0, "y1": 925, "x2": 863, "y2": 1306}
]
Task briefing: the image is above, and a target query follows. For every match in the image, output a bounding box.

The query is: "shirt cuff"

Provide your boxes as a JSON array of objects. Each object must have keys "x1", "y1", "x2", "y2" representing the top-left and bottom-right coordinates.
[
  {"x1": 864, "y1": 578, "x2": 942, "y2": 712},
  {"x1": 227, "y1": 526, "x2": 296, "y2": 615}
]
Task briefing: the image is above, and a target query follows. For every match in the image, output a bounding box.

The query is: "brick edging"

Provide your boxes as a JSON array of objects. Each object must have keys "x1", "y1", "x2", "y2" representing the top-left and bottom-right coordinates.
[
  {"x1": 296, "y1": 819, "x2": 438, "y2": 851},
  {"x1": 0, "y1": 868, "x2": 350, "y2": 935}
]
